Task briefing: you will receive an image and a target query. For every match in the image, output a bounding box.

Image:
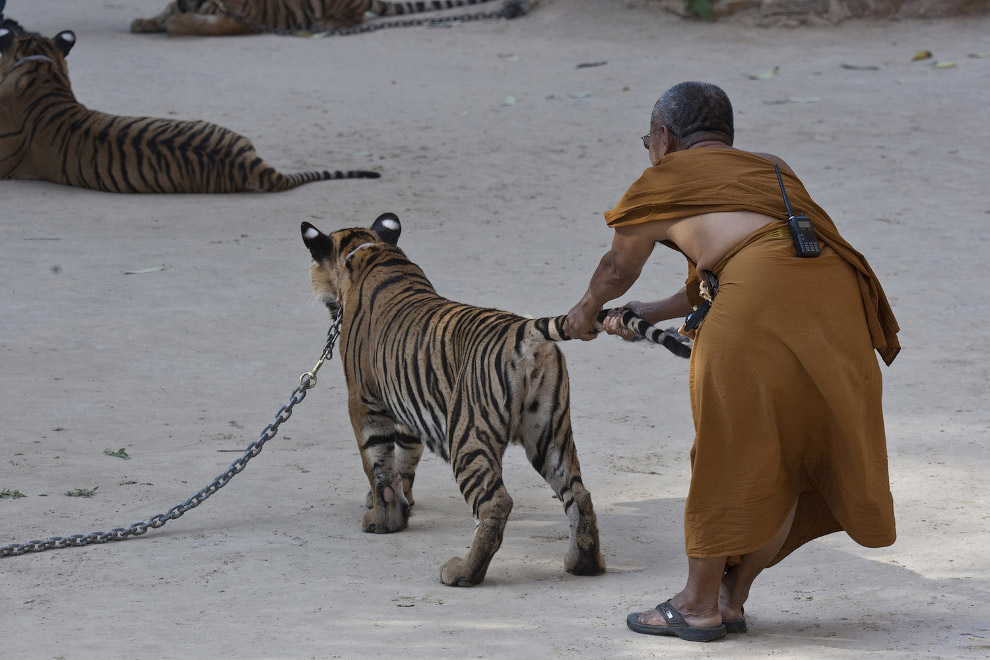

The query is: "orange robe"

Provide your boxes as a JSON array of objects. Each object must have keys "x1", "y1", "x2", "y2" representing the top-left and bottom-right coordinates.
[{"x1": 605, "y1": 148, "x2": 897, "y2": 563}]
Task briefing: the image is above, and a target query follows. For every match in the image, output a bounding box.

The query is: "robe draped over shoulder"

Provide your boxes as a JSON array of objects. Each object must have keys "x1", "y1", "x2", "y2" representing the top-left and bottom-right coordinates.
[{"x1": 604, "y1": 148, "x2": 899, "y2": 365}]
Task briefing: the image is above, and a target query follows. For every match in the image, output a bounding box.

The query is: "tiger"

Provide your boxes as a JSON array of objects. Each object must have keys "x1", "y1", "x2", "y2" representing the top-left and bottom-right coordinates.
[
  {"x1": 130, "y1": 0, "x2": 511, "y2": 36},
  {"x1": 0, "y1": 29, "x2": 379, "y2": 193},
  {"x1": 301, "y1": 213, "x2": 607, "y2": 586}
]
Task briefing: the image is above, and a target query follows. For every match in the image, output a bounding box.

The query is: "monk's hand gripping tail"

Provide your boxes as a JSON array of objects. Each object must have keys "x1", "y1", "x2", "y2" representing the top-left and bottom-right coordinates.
[{"x1": 595, "y1": 309, "x2": 692, "y2": 359}]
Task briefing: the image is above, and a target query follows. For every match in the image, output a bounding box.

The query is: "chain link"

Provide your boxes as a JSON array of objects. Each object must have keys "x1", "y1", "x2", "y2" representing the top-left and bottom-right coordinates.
[{"x1": 1, "y1": 315, "x2": 341, "y2": 558}]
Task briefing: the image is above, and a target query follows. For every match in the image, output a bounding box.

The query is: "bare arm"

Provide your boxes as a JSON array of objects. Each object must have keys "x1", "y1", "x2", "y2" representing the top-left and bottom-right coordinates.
[
  {"x1": 623, "y1": 287, "x2": 695, "y2": 324},
  {"x1": 564, "y1": 228, "x2": 657, "y2": 340}
]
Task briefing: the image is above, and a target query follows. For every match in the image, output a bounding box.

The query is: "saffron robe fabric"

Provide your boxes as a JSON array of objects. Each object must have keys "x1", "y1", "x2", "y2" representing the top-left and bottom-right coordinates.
[
  {"x1": 605, "y1": 147, "x2": 897, "y2": 563},
  {"x1": 605, "y1": 148, "x2": 899, "y2": 365}
]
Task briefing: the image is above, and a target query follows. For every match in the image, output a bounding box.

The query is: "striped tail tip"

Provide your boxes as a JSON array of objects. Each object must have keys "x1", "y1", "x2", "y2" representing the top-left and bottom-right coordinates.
[
  {"x1": 321, "y1": 170, "x2": 381, "y2": 180},
  {"x1": 260, "y1": 168, "x2": 378, "y2": 191},
  {"x1": 595, "y1": 308, "x2": 692, "y2": 359}
]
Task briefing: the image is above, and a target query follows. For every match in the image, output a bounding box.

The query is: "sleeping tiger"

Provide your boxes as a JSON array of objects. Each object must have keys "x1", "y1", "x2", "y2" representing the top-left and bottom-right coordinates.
[
  {"x1": 0, "y1": 29, "x2": 379, "y2": 193},
  {"x1": 301, "y1": 213, "x2": 607, "y2": 586},
  {"x1": 131, "y1": 0, "x2": 509, "y2": 35}
]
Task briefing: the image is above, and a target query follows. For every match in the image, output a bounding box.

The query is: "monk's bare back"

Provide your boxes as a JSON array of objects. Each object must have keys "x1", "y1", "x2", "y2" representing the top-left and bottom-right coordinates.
[
  {"x1": 627, "y1": 149, "x2": 792, "y2": 272},
  {"x1": 669, "y1": 211, "x2": 777, "y2": 272},
  {"x1": 611, "y1": 209, "x2": 776, "y2": 276}
]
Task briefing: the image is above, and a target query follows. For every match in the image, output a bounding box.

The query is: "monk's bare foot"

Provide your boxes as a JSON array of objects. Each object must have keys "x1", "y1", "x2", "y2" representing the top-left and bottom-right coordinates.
[
  {"x1": 719, "y1": 573, "x2": 745, "y2": 622},
  {"x1": 718, "y1": 576, "x2": 747, "y2": 632},
  {"x1": 626, "y1": 596, "x2": 725, "y2": 641},
  {"x1": 631, "y1": 607, "x2": 712, "y2": 628},
  {"x1": 636, "y1": 594, "x2": 721, "y2": 629}
]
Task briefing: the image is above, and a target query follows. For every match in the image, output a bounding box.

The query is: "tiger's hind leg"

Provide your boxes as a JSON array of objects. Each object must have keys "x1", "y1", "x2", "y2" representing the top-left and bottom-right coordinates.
[
  {"x1": 520, "y1": 346, "x2": 606, "y2": 577},
  {"x1": 440, "y1": 390, "x2": 514, "y2": 586},
  {"x1": 163, "y1": 13, "x2": 260, "y2": 36},
  {"x1": 349, "y1": 397, "x2": 420, "y2": 534}
]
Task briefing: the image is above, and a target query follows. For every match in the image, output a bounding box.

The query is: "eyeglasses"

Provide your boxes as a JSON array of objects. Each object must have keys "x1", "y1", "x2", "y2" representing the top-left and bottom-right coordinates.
[{"x1": 641, "y1": 133, "x2": 651, "y2": 150}]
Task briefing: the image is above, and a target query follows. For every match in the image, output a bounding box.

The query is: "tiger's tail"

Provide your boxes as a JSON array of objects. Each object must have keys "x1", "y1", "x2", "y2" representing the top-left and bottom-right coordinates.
[
  {"x1": 532, "y1": 310, "x2": 692, "y2": 358},
  {"x1": 257, "y1": 168, "x2": 381, "y2": 192},
  {"x1": 369, "y1": 0, "x2": 502, "y2": 17},
  {"x1": 529, "y1": 316, "x2": 571, "y2": 342}
]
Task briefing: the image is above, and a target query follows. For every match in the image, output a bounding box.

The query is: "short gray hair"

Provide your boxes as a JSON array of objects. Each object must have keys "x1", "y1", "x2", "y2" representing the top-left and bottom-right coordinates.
[{"x1": 651, "y1": 82, "x2": 734, "y2": 147}]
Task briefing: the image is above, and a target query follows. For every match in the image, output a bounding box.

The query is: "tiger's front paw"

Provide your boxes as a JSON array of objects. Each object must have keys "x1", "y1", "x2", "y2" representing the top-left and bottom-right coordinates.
[
  {"x1": 365, "y1": 481, "x2": 415, "y2": 509},
  {"x1": 361, "y1": 509, "x2": 393, "y2": 533},
  {"x1": 439, "y1": 556, "x2": 484, "y2": 587},
  {"x1": 361, "y1": 485, "x2": 409, "y2": 533}
]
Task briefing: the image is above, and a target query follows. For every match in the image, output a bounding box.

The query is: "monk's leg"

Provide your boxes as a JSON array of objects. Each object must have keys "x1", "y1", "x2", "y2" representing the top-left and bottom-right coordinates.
[
  {"x1": 719, "y1": 499, "x2": 799, "y2": 622},
  {"x1": 630, "y1": 499, "x2": 799, "y2": 632},
  {"x1": 632, "y1": 555, "x2": 725, "y2": 629}
]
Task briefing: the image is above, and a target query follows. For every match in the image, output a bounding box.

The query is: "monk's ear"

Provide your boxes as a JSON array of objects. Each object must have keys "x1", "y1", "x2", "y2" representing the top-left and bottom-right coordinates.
[
  {"x1": 657, "y1": 125, "x2": 676, "y2": 155},
  {"x1": 370, "y1": 213, "x2": 400, "y2": 246},
  {"x1": 53, "y1": 30, "x2": 75, "y2": 56},
  {"x1": 301, "y1": 222, "x2": 333, "y2": 262}
]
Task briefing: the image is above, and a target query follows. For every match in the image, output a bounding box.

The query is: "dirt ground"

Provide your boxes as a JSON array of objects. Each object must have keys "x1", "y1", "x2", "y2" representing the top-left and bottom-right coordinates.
[{"x1": 2, "y1": 1, "x2": 988, "y2": 658}]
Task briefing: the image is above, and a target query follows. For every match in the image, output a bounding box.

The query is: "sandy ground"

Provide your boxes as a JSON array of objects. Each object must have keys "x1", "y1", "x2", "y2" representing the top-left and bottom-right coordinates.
[{"x1": 2, "y1": 1, "x2": 989, "y2": 658}]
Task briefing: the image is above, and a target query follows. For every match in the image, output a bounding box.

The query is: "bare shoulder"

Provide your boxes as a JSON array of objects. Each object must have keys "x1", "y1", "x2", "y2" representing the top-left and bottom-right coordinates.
[{"x1": 748, "y1": 151, "x2": 796, "y2": 176}]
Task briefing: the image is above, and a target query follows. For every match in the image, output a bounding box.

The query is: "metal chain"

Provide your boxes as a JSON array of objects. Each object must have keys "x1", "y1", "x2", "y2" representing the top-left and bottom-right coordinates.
[
  {"x1": 207, "y1": 0, "x2": 527, "y2": 38},
  {"x1": 0, "y1": 314, "x2": 341, "y2": 558}
]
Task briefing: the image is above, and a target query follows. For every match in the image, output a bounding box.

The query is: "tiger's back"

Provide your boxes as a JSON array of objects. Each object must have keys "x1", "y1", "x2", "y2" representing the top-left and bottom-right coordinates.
[
  {"x1": 130, "y1": 0, "x2": 507, "y2": 35},
  {"x1": 361, "y1": 293, "x2": 571, "y2": 460},
  {"x1": 302, "y1": 213, "x2": 605, "y2": 587},
  {"x1": 0, "y1": 29, "x2": 378, "y2": 192}
]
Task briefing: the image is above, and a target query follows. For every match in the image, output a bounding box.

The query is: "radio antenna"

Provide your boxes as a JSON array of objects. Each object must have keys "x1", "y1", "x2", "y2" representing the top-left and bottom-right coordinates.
[{"x1": 774, "y1": 164, "x2": 797, "y2": 219}]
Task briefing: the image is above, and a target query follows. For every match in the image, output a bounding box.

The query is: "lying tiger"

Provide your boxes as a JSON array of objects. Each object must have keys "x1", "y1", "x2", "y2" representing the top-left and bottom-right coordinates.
[
  {"x1": 0, "y1": 29, "x2": 379, "y2": 193},
  {"x1": 131, "y1": 0, "x2": 508, "y2": 35},
  {"x1": 301, "y1": 213, "x2": 607, "y2": 586}
]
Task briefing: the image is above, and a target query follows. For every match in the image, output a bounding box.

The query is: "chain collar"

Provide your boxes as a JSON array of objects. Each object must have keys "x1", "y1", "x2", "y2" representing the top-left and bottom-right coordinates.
[
  {"x1": 6, "y1": 53, "x2": 55, "y2": 74},
  {"x1": 333, "y1": 242, "x2": 376, "y2": 313}
]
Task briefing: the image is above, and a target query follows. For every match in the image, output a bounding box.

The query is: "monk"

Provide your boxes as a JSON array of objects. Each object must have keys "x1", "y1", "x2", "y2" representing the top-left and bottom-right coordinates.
[{"x1": 564, "y1": 81, "x2": 899, "y2": 642}]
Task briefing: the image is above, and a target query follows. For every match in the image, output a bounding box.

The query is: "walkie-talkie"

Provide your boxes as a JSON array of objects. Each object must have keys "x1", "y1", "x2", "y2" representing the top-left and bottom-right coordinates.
[{"x1": 774, "y1": 164, "x2": 821, "y2": 258}]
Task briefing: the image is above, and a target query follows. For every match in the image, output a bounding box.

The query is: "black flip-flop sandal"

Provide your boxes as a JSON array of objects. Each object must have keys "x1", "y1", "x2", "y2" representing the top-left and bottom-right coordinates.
[
  {"x1": 626, "y1": 599, "x2": 726, "y2": 642},
  {"x1": 723, "y1": 606, "x2": 747, "y2": 633}
]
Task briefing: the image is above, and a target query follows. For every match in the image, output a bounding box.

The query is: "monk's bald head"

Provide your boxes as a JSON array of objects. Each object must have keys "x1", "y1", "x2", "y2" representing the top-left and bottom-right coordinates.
[{"x1": 651, "y1": 82, "x2": 734, "y2": 148}]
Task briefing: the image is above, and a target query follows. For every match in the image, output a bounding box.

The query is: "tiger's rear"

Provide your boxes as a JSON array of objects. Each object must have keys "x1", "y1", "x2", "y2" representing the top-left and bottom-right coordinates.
[
  {"x1": 0, "y1": 29, "x2": 379, "y2": 193},
  {"x1": 301, "y1": 213, "x2": 605, "y2": 586}
]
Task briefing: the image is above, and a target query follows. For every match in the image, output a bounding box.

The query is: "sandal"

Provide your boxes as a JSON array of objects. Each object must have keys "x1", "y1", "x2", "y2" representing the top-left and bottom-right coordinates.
[
  {"x1": 626, "y1": 599, "x2": 726, "y2": 642},
  {"x1": 723, "y1": 606, "x2": 747, "y2": 633}
]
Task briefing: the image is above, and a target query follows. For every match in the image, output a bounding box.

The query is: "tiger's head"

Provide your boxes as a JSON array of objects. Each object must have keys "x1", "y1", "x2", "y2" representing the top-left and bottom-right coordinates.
[
  {"x1": 301, "y1": 213, "x2": 403, "y2": 315},
  {"x1": 0, "y1": 28, "x2": 74, "y2": 80}
]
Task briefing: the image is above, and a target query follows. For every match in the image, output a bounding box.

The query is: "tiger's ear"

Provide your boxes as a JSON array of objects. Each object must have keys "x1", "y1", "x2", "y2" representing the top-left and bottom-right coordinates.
[
  {"x1": 371, "y1": 213, "x2": 401, "y2": 246},
  {"x1": 301, "y1": 222, "x2": 333, "y2": 261},
  {"x1": 0, "y1": 28, "x2": 14, "y2": 53},
  {"x1": 53, "y1": 30, "x2": 75, "y2": 56}
]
